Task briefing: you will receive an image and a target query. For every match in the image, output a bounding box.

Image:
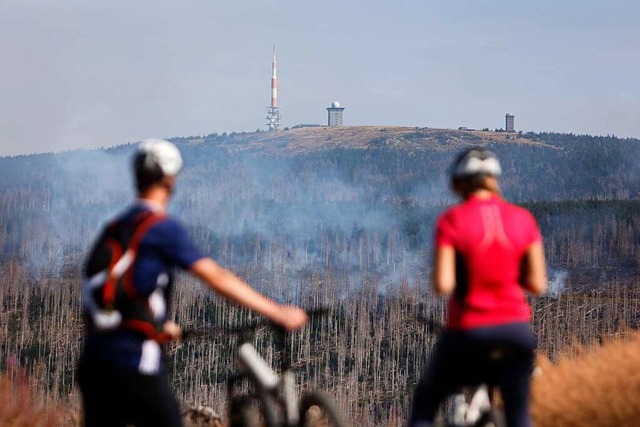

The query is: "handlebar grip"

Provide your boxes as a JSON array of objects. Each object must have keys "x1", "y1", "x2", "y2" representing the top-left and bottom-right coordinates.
[{"x1": 181, "y1": 328, "x2": 205, "y2": 341}]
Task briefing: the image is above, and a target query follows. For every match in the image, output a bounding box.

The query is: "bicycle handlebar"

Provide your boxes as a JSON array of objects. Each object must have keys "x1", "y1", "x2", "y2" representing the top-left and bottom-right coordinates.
[
  {"x1": 181, "y1": 307, "x2": 332, "y2": 341},
  {"x1": 225, "y1": 307, "x2": 331, "y2": 335}
]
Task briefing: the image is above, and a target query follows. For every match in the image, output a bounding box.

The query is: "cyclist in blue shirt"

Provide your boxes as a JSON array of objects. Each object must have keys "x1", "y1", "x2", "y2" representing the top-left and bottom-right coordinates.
[{"x1": 77, "y1": 139, "x2": 308, "y2": 427}]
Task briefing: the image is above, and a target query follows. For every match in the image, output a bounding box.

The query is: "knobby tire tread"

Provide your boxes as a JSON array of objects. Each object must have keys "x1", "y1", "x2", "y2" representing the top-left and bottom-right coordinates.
[
  {"x1": 298, "y1": 391, "x2": 349, "y2": 427},
  {"x1": 229, "y1": 393, "x2": 280, "y2": 427},
  {"x1": 229, "y1": 396, "x2": 254, "y2": 427},
  {"x1": 258, "y1": 392, "x2": 280, "y2": 427}
]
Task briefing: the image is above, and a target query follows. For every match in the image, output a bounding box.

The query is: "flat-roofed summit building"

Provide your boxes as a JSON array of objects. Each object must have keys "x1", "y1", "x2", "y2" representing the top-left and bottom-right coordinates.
[
  {"x1": 505, "y1": 113, "x2": 515, "y2": 132},
  {"x1": 327, "y1": 101, "x2": 345, "y2": 126}
]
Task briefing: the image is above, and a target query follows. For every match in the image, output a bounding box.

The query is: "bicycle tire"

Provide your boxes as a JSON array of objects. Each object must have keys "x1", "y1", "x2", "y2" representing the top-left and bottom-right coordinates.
[
  {"x1": 298, "y1": 391, "x2": 349, "y2": 427},
  {"x1": 258, "y1": 392, "x2": 280, "y2": 427},
  {"x1": 469, "y1": 408, "x2": 505, "y2": 427},
  {"x1": 229, "y1": 394, "x2": 280, "y2": 427},
  {"x1": 229, "y1": 396, "x2": 255, "y2": 427}
]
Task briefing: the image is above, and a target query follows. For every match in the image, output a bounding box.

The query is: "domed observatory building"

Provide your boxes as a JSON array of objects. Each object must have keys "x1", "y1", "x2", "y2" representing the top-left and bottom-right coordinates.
[{"x1": 327, "y1": 101, "x2": 345, "y2": 126}]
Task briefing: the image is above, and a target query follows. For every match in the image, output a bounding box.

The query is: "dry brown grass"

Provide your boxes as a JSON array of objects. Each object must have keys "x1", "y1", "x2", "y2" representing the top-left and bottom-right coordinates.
[
  {"x1": 204, "y1": 126, "x2": 552, "y2": 155},
  {"x1": 0, "y1": 366, "x2": 78, "y2": 427},
  {"x1": 5, "y1": 330, "x2": 640, "y2": 426},
  {"x1": 532, "y1": 330, "x2": 640, "y2": 427}
]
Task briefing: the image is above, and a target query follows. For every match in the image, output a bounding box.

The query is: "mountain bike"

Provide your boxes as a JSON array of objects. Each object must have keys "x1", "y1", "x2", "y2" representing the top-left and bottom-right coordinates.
[{"x1": 219, "y1": 309, "x2": 349, "y2": 427}]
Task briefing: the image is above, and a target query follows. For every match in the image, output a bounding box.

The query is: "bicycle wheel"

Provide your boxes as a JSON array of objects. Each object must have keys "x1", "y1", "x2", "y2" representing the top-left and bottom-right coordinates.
[
  {"x1": 298, "y1": 391, "x2": 349, "y2": 427},
  {"x1": 468, "y1": 408, "x2": 505, "y2": 427},
  {"x1": 229, "y1": 394, "x2": 280, "y2": 427},
  {"x1": 228, "y1": 396, "x2": 254, "y2": 427},
  {"x1": 257, "y1": 392, "x2": 280, "y2": 427}
]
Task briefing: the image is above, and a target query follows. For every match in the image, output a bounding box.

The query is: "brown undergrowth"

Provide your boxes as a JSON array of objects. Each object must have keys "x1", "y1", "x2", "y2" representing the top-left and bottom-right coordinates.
[
  {"x1": 532, "y1": 330, "x2": 640, "y2": 427},
  {"x1": 2, "y1": 312, "x2": 640, "y2": 426},
  {"x1": 0, "y1": 364, "x2": 78, "y2": 426}
]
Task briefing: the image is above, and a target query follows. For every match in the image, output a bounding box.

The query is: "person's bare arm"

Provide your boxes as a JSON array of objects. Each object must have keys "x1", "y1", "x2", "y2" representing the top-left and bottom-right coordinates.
[
  {"x1": 433, "y1": 245, "x2": 456, "y2": 296},
  {"x1": 521, "y1": 241, "x2": 547, "y2": 295},
  {"x1": 190, "y1": 257, "x2": 308, "y2": 331}
]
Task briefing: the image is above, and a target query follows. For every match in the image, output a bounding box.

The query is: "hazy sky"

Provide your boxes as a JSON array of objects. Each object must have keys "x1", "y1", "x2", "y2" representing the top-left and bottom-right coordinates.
[{"x1": 1, "y1": 0, "x2": 638, "y2": 156}]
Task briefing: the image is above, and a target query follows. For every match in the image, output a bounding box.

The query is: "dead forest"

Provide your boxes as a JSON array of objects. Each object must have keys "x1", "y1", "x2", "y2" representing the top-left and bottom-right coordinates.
[{"x1": 0, "y1": 128, "x2": 639, "y2": 425}]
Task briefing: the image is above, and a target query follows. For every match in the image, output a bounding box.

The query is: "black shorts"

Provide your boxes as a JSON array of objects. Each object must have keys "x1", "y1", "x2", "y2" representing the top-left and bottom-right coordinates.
[
  {"x1": 409, "y1": 322, "x2": 535, "y2": 427},
  {"x1": 78, "y1": 355, "x2": 182, "y2": 427}
]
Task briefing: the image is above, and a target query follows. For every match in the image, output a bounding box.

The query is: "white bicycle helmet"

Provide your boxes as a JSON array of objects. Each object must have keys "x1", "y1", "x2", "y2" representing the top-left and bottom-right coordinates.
[
  {"x1": 136, "y1": 138, "x2": 183, "y2": 177},
  {"x1": 450, "y1": 147, "x2": 502, "y2": 178}
]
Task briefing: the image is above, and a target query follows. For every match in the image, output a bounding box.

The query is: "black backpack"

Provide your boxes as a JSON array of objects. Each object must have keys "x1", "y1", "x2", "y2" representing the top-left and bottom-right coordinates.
[{"x1": 83, "y1": 210, "x2": 171, "y2": 342}]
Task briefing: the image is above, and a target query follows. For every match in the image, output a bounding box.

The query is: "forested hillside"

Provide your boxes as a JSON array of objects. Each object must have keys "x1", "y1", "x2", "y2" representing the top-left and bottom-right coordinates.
[
  {"x1": 0, "y1": 126, "x2": 639, "y2": 424},
  {"x1": 1, "y1": 127, "x2": 638, "y2": 279}
]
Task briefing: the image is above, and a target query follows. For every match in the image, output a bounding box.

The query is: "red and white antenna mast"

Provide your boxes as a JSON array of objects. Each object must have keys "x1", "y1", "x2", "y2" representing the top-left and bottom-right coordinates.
[
  {"x1": 271, "y1": 46, "x2": 278, "y2": 108},
  {"x1": 266, "y1": 46, "x2": 282, "y2": 131}
]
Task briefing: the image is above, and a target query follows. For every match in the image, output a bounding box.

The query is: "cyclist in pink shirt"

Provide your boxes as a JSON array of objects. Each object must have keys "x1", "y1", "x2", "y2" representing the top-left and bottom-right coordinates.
[{"x1": 409, "y1": 147, "x2": 547, "y2": 427}]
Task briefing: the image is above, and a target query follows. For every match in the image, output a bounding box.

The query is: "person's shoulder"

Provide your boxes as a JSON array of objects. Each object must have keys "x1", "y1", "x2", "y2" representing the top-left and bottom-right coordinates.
[
  {"x1": 148, "y1": 214, "x2": 186, "y2": 233},
  {"x1": 140, "y1": 215, "x2": 193, "y2": 251},
  {"x1": 501, "y1": 199, "x2": 529, "y2": 213},
  {"x1": 500, "y1": 199, "x2": 537, "y2": 221},
  {"x1": 101, "y1": 205, "x2": 141, "y2": 231},
  {"x1": 437, "y1": 203, "x2": 463, "y2": 225},
  {"x1": 437, "y1": 205, "x2": 456, "y2": 219},
  {"x1": 112, "y1": 204, "x2": 152, "y2": 223}
]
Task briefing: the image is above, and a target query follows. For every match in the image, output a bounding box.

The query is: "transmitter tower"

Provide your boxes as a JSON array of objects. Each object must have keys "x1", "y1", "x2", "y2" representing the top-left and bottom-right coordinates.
[{"x1": 266, "y1": 46, "x2": 282, "y2": 131}]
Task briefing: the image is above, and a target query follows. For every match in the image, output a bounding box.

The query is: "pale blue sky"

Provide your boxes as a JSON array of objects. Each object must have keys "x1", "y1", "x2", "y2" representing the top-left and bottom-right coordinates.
[{"x1": 1, "y1": 0, "x2": 638, "y2": 156}]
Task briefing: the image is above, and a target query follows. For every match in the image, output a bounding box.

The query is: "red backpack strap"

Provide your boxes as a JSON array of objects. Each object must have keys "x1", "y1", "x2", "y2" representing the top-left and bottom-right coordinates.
[
  {"x1": 102, "y1": 211, "x2": 167, "y2": 297},
  {"x1": 120, "y1": 212, "x2": 167, "y2": 298},
  {"x1": 118, "y1": 210, "x2": 169, "y2": 342},
  {"x1": 120, "y1": 319, "x2": 173, "y2": 343},
  {"x1": 102, "y1": 239, "x2": 124, "y2": 308}
]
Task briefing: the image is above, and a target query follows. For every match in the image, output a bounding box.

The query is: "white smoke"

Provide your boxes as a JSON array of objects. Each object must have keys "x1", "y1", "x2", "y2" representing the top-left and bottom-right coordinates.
[{"x1": 547, "y1": 268, "x2": 568, "y2": 298}]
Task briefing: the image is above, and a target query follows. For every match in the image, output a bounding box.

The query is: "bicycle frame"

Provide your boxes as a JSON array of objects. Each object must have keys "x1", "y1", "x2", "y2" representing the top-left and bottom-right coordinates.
[
  {"x1": 221, "y1": 308, "x2": 346, "y2": 427},
  {"x1": 237, "y1": 342, "x2": 300, "y2": 426},
  {"x1": 450, "y1": 384, "x2": 492, "y2": 426}
]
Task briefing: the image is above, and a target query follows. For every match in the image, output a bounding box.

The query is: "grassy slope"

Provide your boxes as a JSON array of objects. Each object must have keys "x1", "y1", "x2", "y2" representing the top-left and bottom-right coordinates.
[{"x1": 186, "y1": 126, "x2": 554, "y2": 155}]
